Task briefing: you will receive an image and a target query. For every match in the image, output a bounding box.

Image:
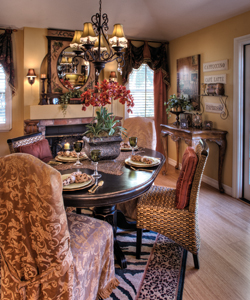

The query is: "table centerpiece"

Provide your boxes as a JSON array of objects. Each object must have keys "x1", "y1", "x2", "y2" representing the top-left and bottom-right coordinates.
[{"x1": 81, "y1": 80, "x2": 134, "y2": 160}]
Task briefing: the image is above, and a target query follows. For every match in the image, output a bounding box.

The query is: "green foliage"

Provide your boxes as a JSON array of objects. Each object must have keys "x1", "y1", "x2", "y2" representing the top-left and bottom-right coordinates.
[
  {"x1": 84, "y1": 107, "x2": 126, "y2": 138},
  {"x1": 165, "y1": 94, "x2": 193, "y2": 116},
  {"x1": 60, "y1": 89, "x2": 83, "y2": 104}
]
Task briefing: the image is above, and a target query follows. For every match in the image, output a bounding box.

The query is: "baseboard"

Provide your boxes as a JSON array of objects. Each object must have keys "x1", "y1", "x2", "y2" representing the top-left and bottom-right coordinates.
[{"x1": 167, "y1": 158, "x2": 232, "y2": 196}]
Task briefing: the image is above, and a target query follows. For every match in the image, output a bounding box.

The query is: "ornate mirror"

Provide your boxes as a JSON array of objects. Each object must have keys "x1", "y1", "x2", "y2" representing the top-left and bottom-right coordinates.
[{"x1": 45, "y1": 29, "x2": 95, "y2": 104}]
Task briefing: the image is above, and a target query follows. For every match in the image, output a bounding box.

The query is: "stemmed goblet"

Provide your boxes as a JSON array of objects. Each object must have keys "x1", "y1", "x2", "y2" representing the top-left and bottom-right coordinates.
[
  {"x1": 73, "y1": 141, "x2": 83, "y2": 166},
  {"x1": 90, "y1": 149, "x2": 102, "y2": 178},
  {"x1": 129, "y1": 137, "x2": 138, "y2": 156}
]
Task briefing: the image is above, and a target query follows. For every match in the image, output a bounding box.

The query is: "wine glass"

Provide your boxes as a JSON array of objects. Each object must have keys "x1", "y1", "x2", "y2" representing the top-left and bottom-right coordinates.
[
  {"x1": 73, "y1": 141, "x2": 83, "y2": 166},
  {"x1": 90, "y1": 149, "x2": 102, "y2": 178},
  {"x1": 129, "y1": 137, "x2": 138, "y2": 156}
]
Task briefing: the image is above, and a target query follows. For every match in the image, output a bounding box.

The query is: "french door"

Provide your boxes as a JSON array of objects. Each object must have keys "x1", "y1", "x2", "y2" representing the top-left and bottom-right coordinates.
[{"x1": 243, "y1": 44, "x2": 250, "y2": 201}]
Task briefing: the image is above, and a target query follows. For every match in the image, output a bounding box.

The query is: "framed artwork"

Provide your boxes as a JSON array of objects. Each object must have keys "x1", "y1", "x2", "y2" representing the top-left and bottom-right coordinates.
[
  {"x1": 177, "y1": 54, "x2": 200, "y2": 110},
  {"x1": 180, "y1": 119, "x2": 189, "y2": 129},
  {"x1": 204, "y1": 121, "x2": 213, "y2": 130},
  {"x1": 192, "y1": 113, "x2": 202, "y2": 129}
]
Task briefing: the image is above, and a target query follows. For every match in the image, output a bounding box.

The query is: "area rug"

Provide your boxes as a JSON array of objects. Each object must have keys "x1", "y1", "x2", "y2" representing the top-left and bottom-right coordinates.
[{"x1": 107, "y1": 231, "x2": 187, "y2": 300}]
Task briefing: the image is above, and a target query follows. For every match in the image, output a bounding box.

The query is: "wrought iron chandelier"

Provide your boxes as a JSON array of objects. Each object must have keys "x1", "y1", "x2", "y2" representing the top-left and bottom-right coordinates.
[{"x1": 70, "y1": 0, "x2": 128, "y2": 76}]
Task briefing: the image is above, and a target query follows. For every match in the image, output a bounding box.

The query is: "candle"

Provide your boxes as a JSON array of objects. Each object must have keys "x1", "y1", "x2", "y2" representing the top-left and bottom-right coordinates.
[
  {"x1": 64, "y1": 142, "x2": 70, "y2": 150},
  {"x1": 41, "y1": 74, "x2": 46, "y2": 79}
]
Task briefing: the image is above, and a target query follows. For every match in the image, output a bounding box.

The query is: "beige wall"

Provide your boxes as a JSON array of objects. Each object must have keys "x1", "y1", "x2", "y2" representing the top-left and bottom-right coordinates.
[
  {"x1": 0, "y1": 28, "x2": 47, "y2": 157},
  {"x1": 167, "y1": 10, "x2": 250, "y2": 189}
]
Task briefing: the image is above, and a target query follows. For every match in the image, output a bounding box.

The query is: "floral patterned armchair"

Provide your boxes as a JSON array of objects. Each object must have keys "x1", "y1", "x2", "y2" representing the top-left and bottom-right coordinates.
[{"x1": 0, "y1": 153, "x2": 119, "y2": 299}]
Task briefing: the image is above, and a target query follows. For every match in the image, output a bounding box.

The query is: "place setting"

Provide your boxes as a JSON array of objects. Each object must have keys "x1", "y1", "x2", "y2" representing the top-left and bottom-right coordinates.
[
  {"x1": 55, "y1": 141, "x2": 88, "y2": 164},
  {"x1": 61, "y1": 148, "x2": 105, "y2": 193},
  {"x1": 124, "y1": 136, "x2": 161, "y2": 172}
]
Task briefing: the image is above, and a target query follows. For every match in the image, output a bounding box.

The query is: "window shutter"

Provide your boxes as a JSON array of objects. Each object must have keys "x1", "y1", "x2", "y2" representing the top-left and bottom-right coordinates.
[
  {"x1": 128, "y1": 64, "x2": 154, "y2": 118},
  {"x1": 0, "y1": 64, "x2": 6, "y2": 124}
]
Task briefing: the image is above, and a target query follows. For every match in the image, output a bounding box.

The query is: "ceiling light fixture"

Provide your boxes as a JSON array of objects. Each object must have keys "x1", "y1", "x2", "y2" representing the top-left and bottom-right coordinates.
[{"x1": 70, "y1": 0, "x2": 127, "y2": 76}]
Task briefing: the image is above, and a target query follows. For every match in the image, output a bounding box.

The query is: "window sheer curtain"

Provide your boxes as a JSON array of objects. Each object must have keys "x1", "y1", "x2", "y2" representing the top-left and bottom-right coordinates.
[
  {"x1": 0, "y1": 29, "x2": 15, "y2": 95},
  {"x1": 122, "y1": 40, "x2": 170, "y2": 154}
]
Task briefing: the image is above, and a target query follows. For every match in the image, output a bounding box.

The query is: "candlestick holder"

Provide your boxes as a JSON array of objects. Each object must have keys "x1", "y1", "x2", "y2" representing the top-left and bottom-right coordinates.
[{"x1": 40, "y1": 76, "x2": 47, "y2": 105}]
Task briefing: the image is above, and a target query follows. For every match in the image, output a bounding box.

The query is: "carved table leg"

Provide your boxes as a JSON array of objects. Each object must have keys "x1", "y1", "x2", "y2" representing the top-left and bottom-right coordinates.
[
  {"x1": 215, "y1": 139, "x2": 227, "y2": 193},
  {"x1": 161, "y1": 134, "x2": 169, "y2": 175},
  {"x1": 93, "y1": 205, "x2": 127, "y2": 269}
]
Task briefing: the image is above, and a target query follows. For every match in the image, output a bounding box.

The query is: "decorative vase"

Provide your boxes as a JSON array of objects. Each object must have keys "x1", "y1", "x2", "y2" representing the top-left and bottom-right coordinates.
[{"x1": 83, "y1": 135, "x2": 122, "y2": 160}]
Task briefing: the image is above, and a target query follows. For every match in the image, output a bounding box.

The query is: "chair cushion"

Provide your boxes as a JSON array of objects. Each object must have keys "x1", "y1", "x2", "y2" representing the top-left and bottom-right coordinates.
[
  {"x1": 176, "y1": 147, "x2": 198, "y2": 209},
  {"x1": 17, "y1": 138, "x2": 53, "y2": 162}
]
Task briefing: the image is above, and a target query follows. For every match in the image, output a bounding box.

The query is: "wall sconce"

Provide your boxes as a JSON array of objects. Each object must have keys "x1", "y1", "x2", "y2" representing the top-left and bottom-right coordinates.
[
  {"x1": 109, "y1": 71, "x2": 117, "y2": 82},
  {"x1": 26, "y1": 69, "x2": 37, "y2": 85}
]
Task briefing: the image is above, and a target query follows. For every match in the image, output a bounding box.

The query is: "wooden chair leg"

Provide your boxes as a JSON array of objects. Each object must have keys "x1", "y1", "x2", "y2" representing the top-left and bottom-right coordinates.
[
  {"x1": 136, "y1": 228, "x2": 143, "y2": 259},
  {"x1": 193, "y1": 253, "x2": 199, "y2": 269}
]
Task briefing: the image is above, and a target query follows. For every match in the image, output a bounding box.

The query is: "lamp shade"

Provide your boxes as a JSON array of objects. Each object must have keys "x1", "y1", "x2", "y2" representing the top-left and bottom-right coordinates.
[
  {"x1": 60, "y1": 57, "x2": 67, "y2": 64},
  {"x1": 109, "y1": 24, "x2": 128, "y2": 48},
  {"x1": 26, "y1": 69, "x2": 36, "y2": 78},
  {"x1": 70, "y1": 31, "x2": 83, "y2": 48},
  {"x1": 93, "y1": 35, "x2": 107, "y2": 52},
  {"x1": 26, "y1": 69, "x2": 36, "y2": 85},
  {"x1": 80, "y1": 22, "x2": 97, "y2": 45}
]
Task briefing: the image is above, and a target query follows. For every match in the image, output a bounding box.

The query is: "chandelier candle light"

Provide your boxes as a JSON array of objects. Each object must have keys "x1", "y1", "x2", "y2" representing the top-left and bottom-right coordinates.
[{"x1": 70, "y1": 0, "x2": 128, "y2": 76}]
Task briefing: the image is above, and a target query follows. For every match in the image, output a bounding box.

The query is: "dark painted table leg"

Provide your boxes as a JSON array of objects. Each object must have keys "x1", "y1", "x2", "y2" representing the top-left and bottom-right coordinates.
[
  {"x1": 117, "y1": 210, "x2": 137, "y2": 230},
  {"x1": 93, "y1": 205, "x2": 127, "y2": 269}
]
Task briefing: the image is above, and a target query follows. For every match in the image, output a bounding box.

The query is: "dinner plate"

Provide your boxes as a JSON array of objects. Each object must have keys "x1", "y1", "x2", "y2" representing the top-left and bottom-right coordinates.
[
  {"x1": 61, "y1": 174, "x2": 95, "y2": 191},
  {"x1": 56, "y1": 154, "x2": 87, "y2": 162},
  {"x1": 120, "y1": 146, "x2": 138, "y2": 151},
  {"x1": 125, "y1": 156, "x2": 161, "y2": 168}
]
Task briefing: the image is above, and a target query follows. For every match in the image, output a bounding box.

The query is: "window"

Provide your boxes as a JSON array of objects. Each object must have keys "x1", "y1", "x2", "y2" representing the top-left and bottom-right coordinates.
[
  {"x1": 0, "y1": 64, "x2": 12, "y2": 131},
  {"x1": 128, "y1": 64, "x2": 154, "y2": 118}
]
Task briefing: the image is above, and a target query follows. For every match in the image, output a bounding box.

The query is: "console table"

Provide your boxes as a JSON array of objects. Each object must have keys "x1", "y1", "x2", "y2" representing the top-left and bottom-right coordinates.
[{"x1": 160, "y1": 124, "x2": 228, "y2": 193}]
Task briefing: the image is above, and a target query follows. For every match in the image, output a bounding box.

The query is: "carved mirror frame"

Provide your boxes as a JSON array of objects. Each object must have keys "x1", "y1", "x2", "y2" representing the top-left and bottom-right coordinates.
[{"x1": 46, "y1": 28, "x2": 95, "y2": 104}]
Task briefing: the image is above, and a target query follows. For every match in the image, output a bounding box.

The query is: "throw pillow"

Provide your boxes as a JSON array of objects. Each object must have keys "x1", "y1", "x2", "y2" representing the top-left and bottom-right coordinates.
[
  {"x1": 17, "y1": 139, "x2": 53, "y2": 162},
  {"x1": 176, "y1": 147, "x2": 198, "y2": 209}
]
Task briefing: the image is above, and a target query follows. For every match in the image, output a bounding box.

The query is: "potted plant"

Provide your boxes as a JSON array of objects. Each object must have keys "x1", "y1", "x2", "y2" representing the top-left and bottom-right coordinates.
[
  {"x1": 83, "y1": 107, "x2": 127, "y2": 160},
  {"x1": 81, "y1": 80, "x2": 134, "y2": 160},
  {"x1": 165, "y1": 94, "x2": 193, "y2": 116},
  {"x1": 165, "y1": 94, "x2": 194, "y2": 125}
]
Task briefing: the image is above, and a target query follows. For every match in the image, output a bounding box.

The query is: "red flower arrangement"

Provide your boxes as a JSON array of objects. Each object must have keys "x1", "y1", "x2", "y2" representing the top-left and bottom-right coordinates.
[{"x1": 81, "y1": 79, "x2": 134, "y2": 113}]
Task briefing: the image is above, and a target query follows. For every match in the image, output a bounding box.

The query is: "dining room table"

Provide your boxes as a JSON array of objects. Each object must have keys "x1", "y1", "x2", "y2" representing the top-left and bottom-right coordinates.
[{"x1": 54, "y1": 148, "x2": 165, "y2": 269}]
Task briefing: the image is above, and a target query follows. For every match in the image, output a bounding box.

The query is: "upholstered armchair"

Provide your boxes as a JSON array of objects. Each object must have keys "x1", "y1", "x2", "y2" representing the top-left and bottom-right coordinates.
[
  {"x1": 117, "y1": 117, "x2": 157, "y2": 222},
  {"x1": 136, "y1": 139, "x2": 209, "y2": 269},
  {"x1": 7, "y1": 132, "x2": 53, "y2": 163},
  {"x1": 0, "y1": 153, "x2": 119, "y2": 299}
]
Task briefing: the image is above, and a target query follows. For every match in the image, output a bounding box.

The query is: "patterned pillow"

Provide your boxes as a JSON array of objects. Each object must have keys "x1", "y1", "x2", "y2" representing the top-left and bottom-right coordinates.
[{"x1": 176, "y1": 147, "x2": 198, "y2": 209}]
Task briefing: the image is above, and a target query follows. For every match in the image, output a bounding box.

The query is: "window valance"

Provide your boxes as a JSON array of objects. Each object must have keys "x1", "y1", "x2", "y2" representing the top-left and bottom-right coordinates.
[
  {"x1": 122, "y1": 40, "x2": 170, "y2": 88},
  {"x1": 0, "y1": 29, "x2": 15, "y2": 95}
]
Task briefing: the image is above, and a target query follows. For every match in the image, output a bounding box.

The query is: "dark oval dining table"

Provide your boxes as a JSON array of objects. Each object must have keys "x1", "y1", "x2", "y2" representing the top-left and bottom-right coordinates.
[{"x1": 60, "y1": 148, "x2": 165, "y2": 268}]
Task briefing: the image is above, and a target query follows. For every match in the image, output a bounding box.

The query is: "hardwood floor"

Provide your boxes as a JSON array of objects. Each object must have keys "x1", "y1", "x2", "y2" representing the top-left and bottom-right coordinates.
[{"x1": 154, "y1": 165, "x2": 250, "y2": 300}]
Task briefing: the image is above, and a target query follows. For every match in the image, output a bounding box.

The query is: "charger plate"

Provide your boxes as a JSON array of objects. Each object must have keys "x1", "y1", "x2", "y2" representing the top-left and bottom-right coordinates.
[
  {"x1": 56, "y1": 154, "x2": 87, "y2": 162},
  {"x1": 125, "y1": 156, "x2": 160, "y2": 168},
  {"x1": 62, "y1": 174, "x2": 95, "y2": 191},
  {"x1": 120, "y1": 146, "x2": 139, "y2": 151}
]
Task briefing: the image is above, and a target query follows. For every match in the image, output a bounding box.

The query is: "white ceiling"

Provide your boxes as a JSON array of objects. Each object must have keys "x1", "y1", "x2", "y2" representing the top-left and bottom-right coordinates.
[{"x1": 1, "y1": 0, "x2": 250, "y2": 41}]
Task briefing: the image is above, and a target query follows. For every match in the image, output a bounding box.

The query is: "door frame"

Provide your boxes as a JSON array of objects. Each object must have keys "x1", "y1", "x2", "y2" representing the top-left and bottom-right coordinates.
[{"x1": 232, "y1": 34, "x2": 250, "y2": 198}]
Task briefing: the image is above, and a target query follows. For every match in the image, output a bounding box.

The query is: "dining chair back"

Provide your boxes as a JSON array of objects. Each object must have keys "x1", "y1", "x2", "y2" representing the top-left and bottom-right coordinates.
[
  {"x1": 136, "y1": 139, "x2": 209, "y2": 269},
  {"x1": 123, "y1": 117, "x2": 156, "y2": 150},
  {"x1": 0, "y1": 153, "x2": 119, "y2": 299}
]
